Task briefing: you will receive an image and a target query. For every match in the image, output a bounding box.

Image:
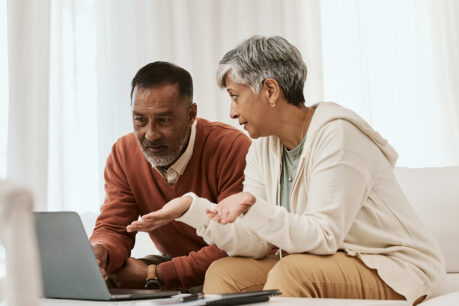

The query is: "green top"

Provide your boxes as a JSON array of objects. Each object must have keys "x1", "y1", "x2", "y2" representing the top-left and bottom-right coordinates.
[{"x1": 279, "y1": 136, "x2": 306, "y2": 212}]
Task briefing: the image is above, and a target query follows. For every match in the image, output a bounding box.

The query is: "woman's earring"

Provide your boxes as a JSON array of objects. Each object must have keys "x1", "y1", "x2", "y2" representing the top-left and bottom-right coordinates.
[{"x1": 270, "y1": 102, "x2": 276, "y2": 107}]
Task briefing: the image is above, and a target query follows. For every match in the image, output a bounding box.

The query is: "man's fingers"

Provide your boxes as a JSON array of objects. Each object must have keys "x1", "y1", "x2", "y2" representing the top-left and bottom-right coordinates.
[
  {"x1": 96, "y1": 259, "x2": 106, "y2": 269},
  {"x1": 142, "y1": 210, "x2": 168, "y2": 220},
  {"x1": 126, "y1": 219, "x2": 171, "y2": 232},
  {"x1": 127, "y1": 224, "x2": 155, "y2": 232},
  {"x1": 100, "y1": 267, "x2": 107, "y2": 280},
  {"x1": 127, "y1": 220, "x2": 156, "y2": 232},
  {"x1": 141, "y1": 214, "x2": 158, "y2": 220},
  {"x1": 92, "y1": 244, "x2": 108, "y2": 269}
]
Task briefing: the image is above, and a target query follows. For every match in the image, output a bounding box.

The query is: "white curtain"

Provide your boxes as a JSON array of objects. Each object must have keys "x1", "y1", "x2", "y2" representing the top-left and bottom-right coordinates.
[
  {"x1": 430, "y1": 0, "x2": 459, "y2": 166},
  {"x1": 6, "y1": 0, "x2": 50, "y2": 211},
  {"x1": 7, "y1": 0, "x2": 323, "y2": 213},
  {"x1": 4, "y1": 0, "x2": 459, "y2": 214},
  {"x1": 0, "y1": 0, "x2": 8, "y2": 180},
  {"x1": 321, "y1": 0, "x2": 459, "y2": 167}
]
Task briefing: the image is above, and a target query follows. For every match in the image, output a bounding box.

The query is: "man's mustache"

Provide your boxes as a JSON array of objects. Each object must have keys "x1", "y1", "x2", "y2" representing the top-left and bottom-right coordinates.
[{"x1": 142, "y1": 139, "x2": 167, "y2": 148}]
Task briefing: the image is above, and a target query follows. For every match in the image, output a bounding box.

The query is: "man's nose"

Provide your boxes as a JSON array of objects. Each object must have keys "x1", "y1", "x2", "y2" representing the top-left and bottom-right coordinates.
[{"x1": 145, "y1": 123, "x2": 162, "y2": 142}]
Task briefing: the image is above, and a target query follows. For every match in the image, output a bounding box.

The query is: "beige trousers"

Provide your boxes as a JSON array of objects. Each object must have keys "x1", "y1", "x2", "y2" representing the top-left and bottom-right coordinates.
[{"x1": 203, "y1": 252, "x2": 406, "y2": 301}]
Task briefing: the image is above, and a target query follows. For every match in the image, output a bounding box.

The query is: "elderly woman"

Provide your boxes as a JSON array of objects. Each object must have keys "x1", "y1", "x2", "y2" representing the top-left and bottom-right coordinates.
[{"x1": 128, "y1": 36, "x2": 445, "y2": 305}]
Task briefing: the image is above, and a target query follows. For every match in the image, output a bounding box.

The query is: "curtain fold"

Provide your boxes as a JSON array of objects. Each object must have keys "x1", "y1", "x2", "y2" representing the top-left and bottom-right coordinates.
[
  {"x1": 7, "y1": 0, "x2": 50, "y2": 211},
  {"x1": 7, "y1": 0, "x2": 322, "y2": 213},
  {"x1": 47, "y1": 0, "x2": 100, "y2": 212},
  {"x1": 91, "y1": 0, "x2": 323, "y2": 212},
  {"x1": 320, "y1": 0, "x2": 453, "y2": 167},
  {"x1": 5, "y1": 0, "x2": 458, "y2": 213},
  {"x1": 430, "y1": 0, "x2": 459, "y2": 166}
]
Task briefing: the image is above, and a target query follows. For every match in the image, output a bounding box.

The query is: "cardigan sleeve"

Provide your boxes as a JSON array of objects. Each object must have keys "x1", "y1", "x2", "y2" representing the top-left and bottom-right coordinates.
[
  {"x1": 177, "y1": 193, "x2": 273, "y2": 258},
  {"x1": 176, "y1": 140, "x2": 273, "y2": 258},
  {"x1": 242, "y1": 120, "x2": 383, "y2": 254}
]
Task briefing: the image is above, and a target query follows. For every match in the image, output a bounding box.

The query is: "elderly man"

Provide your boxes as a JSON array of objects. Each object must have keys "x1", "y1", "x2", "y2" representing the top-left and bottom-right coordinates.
[{"x1": 89, "y1": 61, "x2": 251, "y2": 291}]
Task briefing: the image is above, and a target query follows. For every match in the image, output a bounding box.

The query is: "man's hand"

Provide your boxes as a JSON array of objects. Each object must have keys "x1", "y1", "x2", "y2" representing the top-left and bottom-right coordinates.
[
  {"x1": 206, "y1": 192, "x2": 256, "y2": 224},
  {"x1": 91, "y1": 244, "x2": 109, "y2": 280},
  {"x1": 108, "y1": 257, "x2": 148, "y2": 289},
  {"x1": 126, "y1": 196, "x2": 193, "y2": 233}
]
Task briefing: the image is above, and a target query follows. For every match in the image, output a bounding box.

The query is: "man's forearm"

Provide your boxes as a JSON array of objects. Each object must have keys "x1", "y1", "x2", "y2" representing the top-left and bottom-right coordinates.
[{"x1": 156, "y1": 244, "x2": 227, "y2": 289}]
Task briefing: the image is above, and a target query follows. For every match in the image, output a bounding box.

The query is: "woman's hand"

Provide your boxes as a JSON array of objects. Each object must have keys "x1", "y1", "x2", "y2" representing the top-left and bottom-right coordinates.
[
  {"x1": 206, "y1": 192, "x2": 256, "y2": 224},
  {"x1": 126, "y1": 196, "x2": 193, "y2": 232}
]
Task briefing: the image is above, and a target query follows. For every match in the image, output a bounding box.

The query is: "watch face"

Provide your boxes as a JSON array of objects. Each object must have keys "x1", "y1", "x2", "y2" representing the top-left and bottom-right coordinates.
[{"x1": 145, "y1": 279, "x2": 162, "y2": 290}]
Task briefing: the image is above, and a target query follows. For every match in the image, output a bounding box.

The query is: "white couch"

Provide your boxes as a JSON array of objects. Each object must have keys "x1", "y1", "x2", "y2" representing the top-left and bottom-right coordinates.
[
  {"x1": 393, "y1": 167, "x2": 459, "y2": 304},
  {"x1": 80, "y1": 167, "x2": 459, "y2": 305}
]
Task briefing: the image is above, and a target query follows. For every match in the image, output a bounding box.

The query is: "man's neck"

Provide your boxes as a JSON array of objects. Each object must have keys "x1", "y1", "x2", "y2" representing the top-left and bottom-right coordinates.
[{"x1": 162, "y1": 126, "x2": 192, "y2": 170}]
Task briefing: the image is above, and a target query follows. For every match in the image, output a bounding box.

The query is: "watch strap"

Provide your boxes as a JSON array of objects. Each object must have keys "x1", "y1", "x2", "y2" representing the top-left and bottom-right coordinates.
[
  {"x1": 145, "y1": 264, "x2": 162, "y2": 290},
  {"x1": 147, "y1": 264, "x2": 157, "y2": 280}
]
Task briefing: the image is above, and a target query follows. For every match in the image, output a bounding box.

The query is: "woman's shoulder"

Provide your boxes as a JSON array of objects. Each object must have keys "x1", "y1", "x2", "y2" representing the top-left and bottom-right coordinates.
[{"x1": 246, "y1": 135, "x2": 282, "y2": 166}]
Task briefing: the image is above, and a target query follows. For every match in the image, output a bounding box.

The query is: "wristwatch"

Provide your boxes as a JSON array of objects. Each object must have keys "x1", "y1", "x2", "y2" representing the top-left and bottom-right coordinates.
[{"x1": 145, "y1": 264, "x2": 162, "y2": 290}]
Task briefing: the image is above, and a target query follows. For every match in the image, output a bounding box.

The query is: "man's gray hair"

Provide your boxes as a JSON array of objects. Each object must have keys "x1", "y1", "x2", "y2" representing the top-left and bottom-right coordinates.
[{"x1": 217, "y1": 35, "x2": 307, "y2": 105}]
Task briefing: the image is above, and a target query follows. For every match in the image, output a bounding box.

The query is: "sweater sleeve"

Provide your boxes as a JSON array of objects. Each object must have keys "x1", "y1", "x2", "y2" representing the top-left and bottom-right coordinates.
[
  {"x1": 89, "y1": 141, "x2": 139, "y2": 273},
  {"x1": 156, "y1": 244, "x2": 227, "y2": 289},
  {"x1": 242, "y1": 120, "x2": 382, "y2": 254},
  {"x1": 215, "y1": 134, "x2": 252, "y2": 201}
]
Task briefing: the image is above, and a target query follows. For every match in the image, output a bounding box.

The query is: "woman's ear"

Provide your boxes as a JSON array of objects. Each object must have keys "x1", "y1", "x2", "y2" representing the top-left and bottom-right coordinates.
[{"x1": 263, "y1": 78, "x2": 280, "y2": 107}]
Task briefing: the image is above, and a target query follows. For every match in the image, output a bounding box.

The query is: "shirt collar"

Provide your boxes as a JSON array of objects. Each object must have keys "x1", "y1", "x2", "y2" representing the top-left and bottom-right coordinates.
[
  {"x1": 153, "y1": 120, "x2": 197, "y2": 184},
  {"x1": 170, "y1": 119, "x2": 197, "y2": 176}
]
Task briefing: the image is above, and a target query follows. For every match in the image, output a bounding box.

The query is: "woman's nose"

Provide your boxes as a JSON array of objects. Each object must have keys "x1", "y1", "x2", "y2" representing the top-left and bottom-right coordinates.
[{"x1": 230, "y1": 102, "x2": 239, "y2": 119}]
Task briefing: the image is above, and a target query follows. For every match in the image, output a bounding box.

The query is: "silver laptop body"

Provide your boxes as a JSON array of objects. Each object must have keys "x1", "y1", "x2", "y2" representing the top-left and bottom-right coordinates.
[{"x1": 34, "y1": 211, "x2": 179, "y2": 301}]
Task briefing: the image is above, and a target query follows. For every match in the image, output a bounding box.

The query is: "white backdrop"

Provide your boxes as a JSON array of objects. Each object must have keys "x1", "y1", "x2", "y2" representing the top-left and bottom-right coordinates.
[
  {"x1": 321, "y1": 0, "x2": 444, "y2": 167},
  {"x1": 3, "y1": 0, "x2": 459, "y2": 213}
]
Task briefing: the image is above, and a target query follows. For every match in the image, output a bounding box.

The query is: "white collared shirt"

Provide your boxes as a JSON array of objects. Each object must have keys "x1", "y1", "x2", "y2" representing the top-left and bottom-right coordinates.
[{"x1": 154, "y1": 120, "x2": 197, "y2": 185}]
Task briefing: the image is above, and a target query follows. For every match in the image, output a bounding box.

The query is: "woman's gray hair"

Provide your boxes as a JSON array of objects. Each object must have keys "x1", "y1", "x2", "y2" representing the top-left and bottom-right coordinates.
[{"x1": 217, "y1": 35, "x2": 307, "y2": 105}]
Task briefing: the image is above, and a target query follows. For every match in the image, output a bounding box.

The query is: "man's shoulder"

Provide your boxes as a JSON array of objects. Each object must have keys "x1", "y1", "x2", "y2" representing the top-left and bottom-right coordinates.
[
  {"x1": 109, "y1": 132, "x2": 140, "y2": 158},
  {"x1": 196, "y1": 118, "x2": 250, "y2": 143},
  {"x1": 114, "y1": 132, "x2": 137, "y2": 147}
]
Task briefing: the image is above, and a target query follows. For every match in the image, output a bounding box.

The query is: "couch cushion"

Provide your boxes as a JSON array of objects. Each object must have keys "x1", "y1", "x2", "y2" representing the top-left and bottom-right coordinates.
[
  {"x1": 441, "y1": 273, "x2": 459, "y2": 295},
  {"x1": 420, "y1": 291, "x2": 459, "y2": 305},
  {"x1": 394, "y1": 167, "x2": 459, "y2": 273}
]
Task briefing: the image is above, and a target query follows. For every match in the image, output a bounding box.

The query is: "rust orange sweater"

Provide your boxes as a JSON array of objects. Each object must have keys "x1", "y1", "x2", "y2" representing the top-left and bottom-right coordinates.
[{"x1": 90, "y1": 118, "x2": 251, "y2": 289}]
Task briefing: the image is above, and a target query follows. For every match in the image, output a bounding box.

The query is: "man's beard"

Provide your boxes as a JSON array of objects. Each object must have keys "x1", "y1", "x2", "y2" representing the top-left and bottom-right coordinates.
[{"x1": 139, "y1": 126, "x2": 189, "y2": 167}]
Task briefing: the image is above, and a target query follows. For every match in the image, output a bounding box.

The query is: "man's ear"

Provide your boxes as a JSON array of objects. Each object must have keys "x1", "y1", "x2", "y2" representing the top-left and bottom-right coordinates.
[
  {"x1": 187, "y1": 103, "x2": 197, "y2": 126},
  {"x1": 263, "y1": 78, "x2": 281, "y2": 106}
]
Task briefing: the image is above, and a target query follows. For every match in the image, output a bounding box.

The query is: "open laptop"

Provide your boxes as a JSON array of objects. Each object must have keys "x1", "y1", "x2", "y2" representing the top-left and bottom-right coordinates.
[{"x1": 34, "y1": 211, "x2": 179, "y2": 301}]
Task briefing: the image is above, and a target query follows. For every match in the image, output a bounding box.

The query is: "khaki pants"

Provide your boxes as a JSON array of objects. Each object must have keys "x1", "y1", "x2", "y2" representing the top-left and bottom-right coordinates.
[{"x1": 204, "y1": 252, "x2": 405, "y2": 301}]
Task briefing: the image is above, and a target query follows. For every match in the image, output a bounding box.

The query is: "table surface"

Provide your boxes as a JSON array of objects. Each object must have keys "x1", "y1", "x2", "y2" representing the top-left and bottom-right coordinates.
[{"x1": 40, "y1": 296, "x2": 409, "y2": 306}]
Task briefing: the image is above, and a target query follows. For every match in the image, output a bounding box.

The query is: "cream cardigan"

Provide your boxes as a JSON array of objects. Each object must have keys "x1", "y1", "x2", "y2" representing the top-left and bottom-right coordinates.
[{"x1": 177, "y1": 102, "x2": 446, "y2": 304}]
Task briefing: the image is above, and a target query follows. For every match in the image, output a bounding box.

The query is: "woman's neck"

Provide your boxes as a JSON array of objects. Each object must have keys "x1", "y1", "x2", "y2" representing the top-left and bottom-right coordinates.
[{"x1": 275, "y1": 104, "x2": 313, "y2": 150}]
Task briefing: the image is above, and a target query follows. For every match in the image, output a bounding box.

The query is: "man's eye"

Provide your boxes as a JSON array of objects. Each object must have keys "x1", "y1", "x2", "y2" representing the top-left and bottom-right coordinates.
[
  {"x1": 135, "y1": 117, "x2": 146, "y2": 123},
  {"x1": 159, "y1": 118, "x2": 170, "y2": 123}
]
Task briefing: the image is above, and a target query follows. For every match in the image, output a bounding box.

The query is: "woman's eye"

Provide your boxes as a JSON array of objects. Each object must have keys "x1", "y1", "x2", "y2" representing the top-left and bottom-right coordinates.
[{"x1": 230, "y1": 95, "x2": 239, "y2": 101}]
